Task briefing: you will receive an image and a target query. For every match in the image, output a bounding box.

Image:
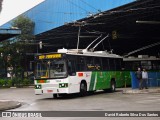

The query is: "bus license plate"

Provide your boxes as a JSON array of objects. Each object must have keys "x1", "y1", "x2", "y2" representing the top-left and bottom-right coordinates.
[{"x1": 47, "y1": 90, "x2": 53, "y2": 93}]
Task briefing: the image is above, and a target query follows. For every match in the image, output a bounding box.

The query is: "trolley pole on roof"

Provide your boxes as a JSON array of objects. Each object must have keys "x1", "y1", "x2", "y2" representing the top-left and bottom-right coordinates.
[{"x1": 77, "y1": 25, "x2": 81, "y2": 52}]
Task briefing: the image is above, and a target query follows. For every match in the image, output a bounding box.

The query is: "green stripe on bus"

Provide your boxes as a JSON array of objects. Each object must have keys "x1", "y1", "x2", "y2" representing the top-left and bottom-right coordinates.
[{"x1": 89, "y1": 72, "x2": 96, "y2": 91}]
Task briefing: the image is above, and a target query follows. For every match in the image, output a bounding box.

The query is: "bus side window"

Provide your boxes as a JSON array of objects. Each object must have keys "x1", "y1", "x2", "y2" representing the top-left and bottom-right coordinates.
[
  {"x1": 115, "y1": 59, "x2": 122, "y2": 70},
  {"x1": 94, "y1": 57, "x2": 102, "y2": 71},
  {"x1": 124, "y1": 61, "x2": 132, "y2": 70},
  {"x1": 86, "y1": 57, "x2": 94, "y2": 70},
  {"x1": 68, "y1": 60, "x2": 76, "y2": 76},
  {"x1": 109, "y1": 58, "x2": 116, "y2": 71},
  {"x1": 102, "y1": 58, "x2": 110, "y2": 70},
  {"x1": 77, "y1": 57, "x2": 86, "y2": 71}
]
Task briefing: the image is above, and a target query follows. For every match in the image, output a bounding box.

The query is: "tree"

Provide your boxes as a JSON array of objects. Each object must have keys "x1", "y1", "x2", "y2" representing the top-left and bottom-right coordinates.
[
  {"x1": 11, "y1": 15, "x2": 35, "y2": 42},
  {"x1": 0, "y1": 40, "x2": 26, "y2": 77},
  {"x1": 0, "y1": 15, "x2": 35, "y2": 79},
  {"x1": 11, "y1": 15, "x2": 35, "y2": 76}
]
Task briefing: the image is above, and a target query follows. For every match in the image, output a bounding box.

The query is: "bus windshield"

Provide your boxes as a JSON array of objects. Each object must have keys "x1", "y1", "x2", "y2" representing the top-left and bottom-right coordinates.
[{"x1": 35, "y1": 59, "x2": 67, "y2": 79}]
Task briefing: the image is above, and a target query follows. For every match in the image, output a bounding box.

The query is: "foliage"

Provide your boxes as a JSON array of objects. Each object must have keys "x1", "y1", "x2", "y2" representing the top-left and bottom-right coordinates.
[
  {"x1": 7, "y1": 79, "x2": 12, "y2": 87},
  {"x1": 0, "y1": 15, "x2": 35, "y2": 79},
  {"x1": 0, "y1": 79, "x2": 12, "y2": 88},
  {"x1": 0, "y1": 78, "x2": 33, "y2": 88},
  {"x1": 23, "y1": 78, "x2": 30, "y2": 86},
  {"x1": 0, "y1": 41, "x2": 25, "y2": 78},
  {"x1": 11, "y1": 15, "x2": 36, "y2": 54},
  {"x1": 0, "y1": 79, "x2": 5, "y2": 87},
  {"x1": 11, "y1": 15, "x2": 35, "y2": 41},
  {"x1": 12, "y1": 77, "x2": 23, "y2": 87}
]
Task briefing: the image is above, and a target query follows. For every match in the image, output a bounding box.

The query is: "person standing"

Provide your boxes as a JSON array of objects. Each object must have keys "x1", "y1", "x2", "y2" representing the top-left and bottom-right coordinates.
[
  {"x1": 135, "y1": 68, "x2": 143, "y2": 90},
  {"x1": 142, "y1": 68, "x2": 148, "y2": 89}
]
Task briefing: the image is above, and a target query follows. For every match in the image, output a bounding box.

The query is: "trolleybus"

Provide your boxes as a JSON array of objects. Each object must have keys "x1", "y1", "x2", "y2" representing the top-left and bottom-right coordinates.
[{"x1": 34, "y1": 48, "x2": 131, "y2": 98}]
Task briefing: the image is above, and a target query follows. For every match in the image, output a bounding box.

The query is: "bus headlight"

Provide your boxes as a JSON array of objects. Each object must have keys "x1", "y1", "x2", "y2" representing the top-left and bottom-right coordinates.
[{"x1": 59, "y1": 83, "x2": 68, "y2": 88}]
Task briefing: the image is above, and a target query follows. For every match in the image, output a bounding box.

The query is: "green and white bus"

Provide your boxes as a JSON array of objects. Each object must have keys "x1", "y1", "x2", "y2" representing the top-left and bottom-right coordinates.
[{"x1": 34, "y1": 48, "x2": 131, "y2": 98}]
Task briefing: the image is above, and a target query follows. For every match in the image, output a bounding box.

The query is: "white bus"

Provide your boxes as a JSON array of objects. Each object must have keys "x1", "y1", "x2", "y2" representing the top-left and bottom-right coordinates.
[{"x1": 34, "y1": 48, "x2": 129, "y2": 98}]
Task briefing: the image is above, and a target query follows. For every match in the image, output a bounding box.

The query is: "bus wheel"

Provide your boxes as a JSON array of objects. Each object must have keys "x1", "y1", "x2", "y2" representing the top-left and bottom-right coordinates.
[
  {"x1": 110, "y1": 80, "x2": 116, "y2": 92},
  {"x1": 80, "y1": 82, "x2": 87, "y2": 97},
  {"x1": 53, "y1": 94, "x2": 58, "y2": 98}
]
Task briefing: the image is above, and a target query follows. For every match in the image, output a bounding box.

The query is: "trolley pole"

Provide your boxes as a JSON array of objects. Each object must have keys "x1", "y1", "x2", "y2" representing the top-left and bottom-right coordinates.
[{"x1": 77, "y1": 25, "x2": 81, "y2": 52}]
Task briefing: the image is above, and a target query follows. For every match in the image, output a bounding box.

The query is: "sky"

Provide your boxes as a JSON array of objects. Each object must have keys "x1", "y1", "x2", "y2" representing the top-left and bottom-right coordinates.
[{"x1": 0, "y1": 0, "x2": 44, "y2": 26}]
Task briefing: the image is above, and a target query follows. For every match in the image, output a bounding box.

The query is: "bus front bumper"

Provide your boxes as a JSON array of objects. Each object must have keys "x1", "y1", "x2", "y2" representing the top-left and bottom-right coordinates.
[{"x1": 35, "y1": 86, "x2": 69, "y2": 95}]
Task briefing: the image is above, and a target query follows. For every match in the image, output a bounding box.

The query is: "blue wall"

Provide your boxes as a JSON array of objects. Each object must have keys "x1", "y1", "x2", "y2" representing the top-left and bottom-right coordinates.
[
  {"x1": 131, "y1": 72, "x2": 160, "y2": 89},
  {"x1": 1, "y1": 0, "x2": 135, "y2": 35}
]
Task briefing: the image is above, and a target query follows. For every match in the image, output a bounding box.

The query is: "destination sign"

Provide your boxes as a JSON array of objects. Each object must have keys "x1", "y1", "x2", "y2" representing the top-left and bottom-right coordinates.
[{"x1": 38, "y1": 54, "x2": 62, "y2": 59}]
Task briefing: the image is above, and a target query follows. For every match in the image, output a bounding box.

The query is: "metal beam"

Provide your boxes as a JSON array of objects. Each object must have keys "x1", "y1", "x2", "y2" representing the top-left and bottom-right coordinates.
[
  {"x1": 136, "y1": 21, "x2": 160, "y2": 24},
  {"x1": 0, "y1": 29, "x2": 21, "y2": 34}
]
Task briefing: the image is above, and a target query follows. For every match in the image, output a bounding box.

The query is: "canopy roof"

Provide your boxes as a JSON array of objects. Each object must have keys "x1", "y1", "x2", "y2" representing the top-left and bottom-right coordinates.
[
  {"x1": 0, "y1": 28, "x2": 21, "y2": 41},
  {"x1": 36, "y1": 0, "x2": 160, "y2": 56}
]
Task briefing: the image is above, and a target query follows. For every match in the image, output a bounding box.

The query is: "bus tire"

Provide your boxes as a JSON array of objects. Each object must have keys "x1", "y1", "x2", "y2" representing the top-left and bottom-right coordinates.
[
  {"x1": 53, "y1": 94, "x2": 58, "y2": 98},
  {"x1": 110, "y1": 79, "x2": 116, "y2": 92},
  {"x1": 80, "y1": 81, "x2": 87, "y2": 97}
]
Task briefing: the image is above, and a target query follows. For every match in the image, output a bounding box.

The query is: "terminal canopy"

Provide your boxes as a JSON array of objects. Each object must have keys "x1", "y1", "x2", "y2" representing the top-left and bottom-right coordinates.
[
  {"x1": 36, "y1": 0, "x2": 160, "y2": 56},
  {"x1": 0, "y1": 28, "x2": 21, "y2": 42}
]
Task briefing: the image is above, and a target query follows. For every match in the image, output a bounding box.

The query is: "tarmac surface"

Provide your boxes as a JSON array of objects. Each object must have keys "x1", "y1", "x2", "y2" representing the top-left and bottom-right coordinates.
[
  {"x1": 0, "y1": 100, "x2": 21, "y2": 111},
  {"x1": 0, "y1": 87, "x2": 160, "y2": 111}
]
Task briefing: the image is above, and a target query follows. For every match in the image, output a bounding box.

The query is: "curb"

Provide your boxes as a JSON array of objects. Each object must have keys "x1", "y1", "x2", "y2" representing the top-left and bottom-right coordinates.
[
  {"x1": 10, "y1": 86, "x2": 34, "y2": 89},
  {"x1": 23, "y1": 86, "x2": 35, "y2": 88},
  {"x1": 0, "y1": 100, "x2": 21, "y2": 111},
  {"x1": 122, "y1": 89, "x2": 160, "y2": 94}
]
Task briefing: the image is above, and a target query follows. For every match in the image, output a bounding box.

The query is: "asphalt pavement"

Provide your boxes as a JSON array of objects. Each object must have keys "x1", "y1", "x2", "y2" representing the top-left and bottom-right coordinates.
[
  {"x1": 0, "y1": 87, "x2": 160, "y2": 111},
  {"x1": 0, "y1": 100, "x2": 21, "y2": 111}
]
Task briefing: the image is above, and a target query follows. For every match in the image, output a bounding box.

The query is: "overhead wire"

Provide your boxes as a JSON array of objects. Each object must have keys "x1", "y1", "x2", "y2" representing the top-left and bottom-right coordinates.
[
  {"x1": 66, "y1": 0, "x2": 89, "y2": 13},
  {"x1": 83, "y1": 5, "x2": 160, "y2": 31},
  {"x1": 85, "y1": 5, "x2": 160, "y2": 23},
  {"x1": 80, "y1": 0, "x2": 101, "y2": 12}
]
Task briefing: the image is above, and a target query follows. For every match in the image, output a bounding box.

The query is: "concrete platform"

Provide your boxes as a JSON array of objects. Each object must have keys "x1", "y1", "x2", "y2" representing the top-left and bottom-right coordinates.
[{"x1": 122, "y1": 87, "x2": 160, "y2": 94}]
